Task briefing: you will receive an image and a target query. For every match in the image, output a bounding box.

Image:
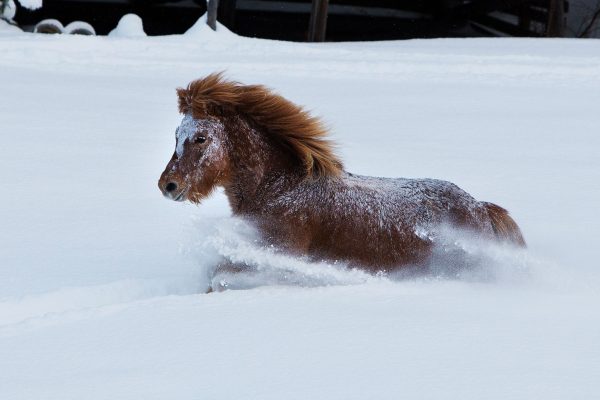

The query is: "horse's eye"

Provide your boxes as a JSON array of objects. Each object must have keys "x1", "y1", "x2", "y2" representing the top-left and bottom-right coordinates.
[{"x1": 195, "y1": 135, "x2": 207, "y2": 144}]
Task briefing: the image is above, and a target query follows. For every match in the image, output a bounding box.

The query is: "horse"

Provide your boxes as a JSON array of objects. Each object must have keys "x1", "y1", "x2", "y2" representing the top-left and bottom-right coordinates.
[{"x1": 158, "y1": 73, "x2": 525, "y2": 291}]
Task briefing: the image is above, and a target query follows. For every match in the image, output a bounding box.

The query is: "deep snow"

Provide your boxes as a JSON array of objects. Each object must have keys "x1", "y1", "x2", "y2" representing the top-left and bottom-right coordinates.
[{"x1": 1, "y1": 24, "x2": 599, "y2": 399}]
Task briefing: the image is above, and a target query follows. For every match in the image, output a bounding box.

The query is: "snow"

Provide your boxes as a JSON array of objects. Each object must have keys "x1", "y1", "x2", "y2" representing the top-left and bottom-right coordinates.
[
  {"x1": 64, "y1": 20, "x2": 95, "y2": 35},
  {"x1": 1, "y1": 0, "x2": 16, "y2": 20},
  {"x1": 1, "y1": 21, "x2": 600, "y2": 399},
  {"x1": 0, "y1": 18, "x2": 20, "y2": 33},
  {"x1": 32, "y1": 18, "x2": 63, "y2": 33},
  {"x1": 175, "y1": 114, "x2": 223, "y2": 158},
  {"x1": 185, "y1": 12, "x2": 236, "y2": 39},
  {"x1": 14, "y1": 0, "x2": 41, "y2": 11},
  {"x1": 108, "y1": 13, "x2": 146, "y2": 38}
]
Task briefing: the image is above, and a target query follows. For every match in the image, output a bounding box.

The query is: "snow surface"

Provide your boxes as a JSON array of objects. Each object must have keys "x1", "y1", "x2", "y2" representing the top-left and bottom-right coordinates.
[{"x1": 1, "y1": 23, "x2": 600, "y2": 399}]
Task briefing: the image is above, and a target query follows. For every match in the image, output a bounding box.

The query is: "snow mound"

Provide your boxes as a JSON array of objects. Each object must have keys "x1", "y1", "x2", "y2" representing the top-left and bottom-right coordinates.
[
  {"x1": 33, "y1": 18, "x2": 64, "y2": 34},
  {"x1": 1, "y1": 0, "x2": 16, "y2": 20},
  {"x1": 185, "y1": 12, "x2": 236, "y2": 39},
  {"x1": 108, "y1": 14, "x2": 146, "y2": 38}
]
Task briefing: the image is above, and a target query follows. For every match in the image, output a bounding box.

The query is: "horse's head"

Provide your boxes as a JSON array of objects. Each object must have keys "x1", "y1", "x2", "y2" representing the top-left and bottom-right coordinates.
[
  {"x1": 159, "y1": 73, "x2": 343, "y2": 205},
  {"x1": 158, "y1": 113, "x2": 230, "y2": 203}
]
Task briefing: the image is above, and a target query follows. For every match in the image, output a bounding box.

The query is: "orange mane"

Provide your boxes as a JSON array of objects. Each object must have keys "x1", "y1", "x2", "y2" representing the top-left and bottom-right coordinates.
[{"x1": 176, "y1": 73, "x2": 343, "y2": 178}]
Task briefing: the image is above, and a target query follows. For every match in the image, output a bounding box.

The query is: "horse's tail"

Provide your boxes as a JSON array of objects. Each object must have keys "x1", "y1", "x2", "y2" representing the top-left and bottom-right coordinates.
[{"x1": 483, "y1": 202, "x2": 526, "y2": 247}]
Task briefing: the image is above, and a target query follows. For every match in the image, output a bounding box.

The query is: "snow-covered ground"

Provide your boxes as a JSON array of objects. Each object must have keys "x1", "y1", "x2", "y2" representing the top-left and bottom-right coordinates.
[{"x1": 1, "y1": 22, "x2": 599, "y2": 399}]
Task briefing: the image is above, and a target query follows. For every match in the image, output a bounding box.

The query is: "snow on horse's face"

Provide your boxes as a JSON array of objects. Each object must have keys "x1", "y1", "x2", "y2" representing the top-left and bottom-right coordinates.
[{"x1": 158, "y1": 113, "x2": 230, "y2": 203}]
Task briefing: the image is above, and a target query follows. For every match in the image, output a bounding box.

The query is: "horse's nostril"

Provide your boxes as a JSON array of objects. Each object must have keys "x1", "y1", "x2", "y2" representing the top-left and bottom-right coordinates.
[{"x1": 165, "y1": 182, "x2": 178, "y2": 192}]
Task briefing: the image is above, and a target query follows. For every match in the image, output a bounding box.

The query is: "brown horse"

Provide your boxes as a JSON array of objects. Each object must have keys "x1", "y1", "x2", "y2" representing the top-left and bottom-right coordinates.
[{"x1": 159, "y1": 73, "x2": 525, "y2": 290}]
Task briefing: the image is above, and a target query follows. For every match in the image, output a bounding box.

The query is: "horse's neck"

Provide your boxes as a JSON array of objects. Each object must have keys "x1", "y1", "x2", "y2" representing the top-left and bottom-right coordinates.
[{"x1": 223, "y1": 115, "x2": 300, "y2": 213}]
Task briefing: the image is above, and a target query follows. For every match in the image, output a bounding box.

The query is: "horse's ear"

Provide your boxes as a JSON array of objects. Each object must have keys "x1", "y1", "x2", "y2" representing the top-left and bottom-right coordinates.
[{"x1": 176, "y1": 87, "x2": 189, "y2": 114}]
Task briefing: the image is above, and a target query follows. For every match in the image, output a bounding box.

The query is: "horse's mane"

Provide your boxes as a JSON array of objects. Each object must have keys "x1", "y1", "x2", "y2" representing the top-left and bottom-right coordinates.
[{"x1": 176, "y1": 73, "x2": 343, "y2": 178}]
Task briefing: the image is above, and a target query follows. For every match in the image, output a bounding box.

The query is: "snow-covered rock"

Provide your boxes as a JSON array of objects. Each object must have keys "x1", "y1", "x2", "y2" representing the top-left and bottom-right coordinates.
[{"x1": 108, "y1": 13, "x2": 146, "y2": 38}]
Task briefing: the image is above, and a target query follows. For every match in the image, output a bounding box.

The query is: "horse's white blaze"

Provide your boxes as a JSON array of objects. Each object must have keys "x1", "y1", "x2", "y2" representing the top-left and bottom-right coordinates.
[
  {"x1": 175, "y1": 114, "x2": 224, "y2": 158},
  {"x1": 175, "y1": 114, "x2": 196, "y2": 157}
]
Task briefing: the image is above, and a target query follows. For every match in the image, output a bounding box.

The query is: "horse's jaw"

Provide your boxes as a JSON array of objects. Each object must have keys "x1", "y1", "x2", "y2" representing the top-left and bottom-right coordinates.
[{"x1": 185, "y1": 185, "x2": 219, "y2": 205}]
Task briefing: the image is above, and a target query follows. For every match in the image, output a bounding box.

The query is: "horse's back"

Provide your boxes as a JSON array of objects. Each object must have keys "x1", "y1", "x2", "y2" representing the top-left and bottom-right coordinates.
[
  {"x1": 342, "y1": 173, "x2": 526, "y2": 250},
  {"x1": 341, "y1": 173, "x2": 489, "y2": 232}
]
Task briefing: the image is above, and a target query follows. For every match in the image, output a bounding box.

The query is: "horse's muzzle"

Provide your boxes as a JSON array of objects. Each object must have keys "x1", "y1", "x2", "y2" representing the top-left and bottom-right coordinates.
[{"x1": 159, "y1": 179, "x2": 188, "y2": 202}]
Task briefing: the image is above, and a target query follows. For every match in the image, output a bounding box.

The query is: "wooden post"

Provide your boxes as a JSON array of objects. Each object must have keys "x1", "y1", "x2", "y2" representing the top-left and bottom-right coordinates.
[
  {"x1": 547, "y1": 0, "x2": 565, "y2": 37},
  {"x1": 308, "y1": 0, "x2": 329, "y2": 42},
  {"x1": 207, "y1": 0, "x2": 220, "y2": 31}
]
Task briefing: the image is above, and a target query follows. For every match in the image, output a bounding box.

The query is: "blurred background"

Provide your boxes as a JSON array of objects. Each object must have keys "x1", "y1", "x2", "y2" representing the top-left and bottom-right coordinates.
[{"x1": 3, "y1": 0, "x2": 600, "y2": 40}]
